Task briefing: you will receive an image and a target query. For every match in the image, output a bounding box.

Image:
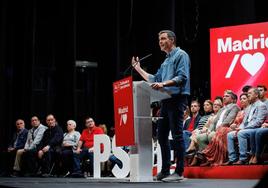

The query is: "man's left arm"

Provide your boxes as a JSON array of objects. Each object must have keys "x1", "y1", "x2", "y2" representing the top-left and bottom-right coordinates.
[
  {"x1": 246, "y1": 105, "x2": 268, "y2": 129},
  {"x1": 172, "y1": 52, "x2": 190, "y2": 86}
]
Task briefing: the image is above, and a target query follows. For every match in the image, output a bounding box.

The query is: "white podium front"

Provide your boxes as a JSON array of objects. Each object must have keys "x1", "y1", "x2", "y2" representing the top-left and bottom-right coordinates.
[{"x1": 130, "y1": 81, "x2": 170, "y2": 182}]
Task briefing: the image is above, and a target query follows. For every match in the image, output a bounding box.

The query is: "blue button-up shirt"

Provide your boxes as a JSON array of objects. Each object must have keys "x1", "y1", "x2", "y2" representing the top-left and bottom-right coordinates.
[{"x1": 148, "y1": 47, "x2": 190, "y2": 96}]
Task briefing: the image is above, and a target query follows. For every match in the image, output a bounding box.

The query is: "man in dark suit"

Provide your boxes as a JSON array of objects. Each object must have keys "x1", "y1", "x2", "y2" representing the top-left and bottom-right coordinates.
[{"x1": 36, "y1": 114, "x2": 63, "y2": 176}]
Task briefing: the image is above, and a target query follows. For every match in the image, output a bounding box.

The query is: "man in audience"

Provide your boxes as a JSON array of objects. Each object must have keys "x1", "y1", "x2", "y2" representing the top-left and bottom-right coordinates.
[
  {"x1": 0, "y1": 119, "x2": 28, "y2": 176},
  {"x1": 257, "y1": 84, "x2": 268, "y2": 109},
  {"x1": 196, "y1": 90, "x2": 239, "y2": 152},
  {"x1": 36, "y1": 114, "x2": 63, "y2": 177},
  {"x1": 183, "y1": 100, "x2": 201, "y2": 150},
  {"x1": 19, "y1": 116, "x2": 47, "y2": 176},
  {"x1": 72, "y1": 117, "x2": 104, "y2": 177}
]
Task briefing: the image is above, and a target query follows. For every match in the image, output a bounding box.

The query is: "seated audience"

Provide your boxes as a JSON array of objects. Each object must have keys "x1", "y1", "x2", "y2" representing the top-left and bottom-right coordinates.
[
  {"x1": 225, "y1": 87, "x2": 267, "y2": 165},
  {"x1": 190, "y1": 90, "x2": 239, "y2": 166},
  {"x1": 186, "y1": 98, "x2": 222, "y2": 155},
  {"x1": 199, "y1": 93, "x2": 249, "y2": 166},
  {"x1": 14, "y1": 116, "x2": 47, "y2": 176}
]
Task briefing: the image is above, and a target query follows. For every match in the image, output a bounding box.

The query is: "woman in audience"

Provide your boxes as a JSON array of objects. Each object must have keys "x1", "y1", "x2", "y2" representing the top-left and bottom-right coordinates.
[
  {"x1": 59, "y1": 120, "x2": 81, "y2": 176},
  {"x1": 200, "y1": 93, "x2": 249, "y2": 166},
  {"x1": 186, "y1": 98, "x2": 222, "y2": 154}
]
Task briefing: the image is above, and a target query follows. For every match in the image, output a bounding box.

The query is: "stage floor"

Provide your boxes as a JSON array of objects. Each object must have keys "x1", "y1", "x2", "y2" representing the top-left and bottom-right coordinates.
[{"x1": 0, "y1": 177, "x2": 261, "y2": 188}]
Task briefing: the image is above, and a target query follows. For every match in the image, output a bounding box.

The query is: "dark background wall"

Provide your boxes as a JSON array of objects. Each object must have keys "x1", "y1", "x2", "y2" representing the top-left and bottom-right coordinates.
[{"x1": 0, "y1": 0, "x2": 267, "y2": 148}]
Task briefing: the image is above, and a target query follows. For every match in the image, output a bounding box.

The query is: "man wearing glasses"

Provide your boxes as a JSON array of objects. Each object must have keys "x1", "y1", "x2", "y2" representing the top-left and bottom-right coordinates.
[{"x1": 72, "y1": 117, "x2": 104, "y2": 177}]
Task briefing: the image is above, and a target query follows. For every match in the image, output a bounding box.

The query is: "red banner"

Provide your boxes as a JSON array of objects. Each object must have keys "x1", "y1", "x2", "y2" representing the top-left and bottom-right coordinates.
[
  {"x1": 210, "y1": 22, "x2": 268, "y2": 99},
  {"x1": 113, "y1": 76, "x2": 135, "y2": 146}
]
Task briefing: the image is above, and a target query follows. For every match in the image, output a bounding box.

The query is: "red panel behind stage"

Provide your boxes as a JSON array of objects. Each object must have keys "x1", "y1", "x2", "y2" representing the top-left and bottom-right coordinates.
[
  {"x1": 210, "y1": 22, "x2": 268, "y2": 99},
  {"x1": 113, "y1": 76, "x2": 135, "y2": 147}
]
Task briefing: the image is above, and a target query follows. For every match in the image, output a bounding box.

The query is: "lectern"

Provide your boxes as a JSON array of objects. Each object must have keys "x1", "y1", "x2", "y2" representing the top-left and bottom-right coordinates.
[{"x1": 130, "y1": 81, "x2": 170, "y2": 182}]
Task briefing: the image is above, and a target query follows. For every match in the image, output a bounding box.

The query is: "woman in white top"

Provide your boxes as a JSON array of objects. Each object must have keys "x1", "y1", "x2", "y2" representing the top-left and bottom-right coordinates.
[{"x1": 60, "y1": 120, "x2": 80, "y2": 176}]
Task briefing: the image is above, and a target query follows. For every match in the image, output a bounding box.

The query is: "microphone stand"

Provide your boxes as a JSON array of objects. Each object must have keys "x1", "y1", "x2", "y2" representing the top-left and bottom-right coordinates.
[{"x1": 123, "y1": 53, "x2": 152, "y2": 77}]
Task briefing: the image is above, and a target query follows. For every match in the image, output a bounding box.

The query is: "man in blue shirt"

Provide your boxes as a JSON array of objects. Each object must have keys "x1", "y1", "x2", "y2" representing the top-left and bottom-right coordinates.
[{"x1": 131, "y1": 30, "x2": 190, "y2": 181}]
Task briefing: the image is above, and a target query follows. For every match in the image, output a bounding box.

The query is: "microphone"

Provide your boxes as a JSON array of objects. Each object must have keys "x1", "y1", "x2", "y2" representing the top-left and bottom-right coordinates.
[{"x1": 123, "y1": 53, "x2": 152, "y2": 76}]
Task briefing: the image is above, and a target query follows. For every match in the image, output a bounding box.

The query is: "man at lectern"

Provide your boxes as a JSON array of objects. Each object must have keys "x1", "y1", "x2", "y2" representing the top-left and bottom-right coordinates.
[{"x1": 131, "y1": 30, "x2": 190, "y2": 182}]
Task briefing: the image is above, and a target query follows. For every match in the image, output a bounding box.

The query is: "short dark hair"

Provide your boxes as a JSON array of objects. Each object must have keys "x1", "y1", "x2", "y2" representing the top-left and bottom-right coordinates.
[
  {"x1": 191, "y1": 100, "x2": 200, "y2": 107},
  {"x1": 158, "y1": 30, "x2": 176, "y2": 44},
  {"x1": 257, "y1": 84, "x2": 267, "y2": 91},
  {"x1": 242, "y1": 85, "x2": 252, "y2": 93}
]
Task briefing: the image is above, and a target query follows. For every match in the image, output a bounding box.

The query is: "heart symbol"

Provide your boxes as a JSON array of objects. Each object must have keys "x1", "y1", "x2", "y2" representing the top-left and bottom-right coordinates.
[
  {"x1": 240, "y1": 52, "x2": 265, "y2": 76},
  {"x1": 122, "y1": 114, "x2": 127, "y2": 125}
]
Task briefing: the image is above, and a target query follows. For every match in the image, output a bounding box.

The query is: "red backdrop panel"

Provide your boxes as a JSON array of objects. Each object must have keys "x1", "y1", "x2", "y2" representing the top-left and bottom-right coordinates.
[{"x1": 210, "y1": 22, "x2": 268, "y2": 99}]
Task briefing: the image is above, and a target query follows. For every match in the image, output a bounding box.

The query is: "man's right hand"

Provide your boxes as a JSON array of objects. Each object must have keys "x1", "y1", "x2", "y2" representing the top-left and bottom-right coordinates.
[{"x1": 131, "y1": 56, "x2": 140, "y2": 70}]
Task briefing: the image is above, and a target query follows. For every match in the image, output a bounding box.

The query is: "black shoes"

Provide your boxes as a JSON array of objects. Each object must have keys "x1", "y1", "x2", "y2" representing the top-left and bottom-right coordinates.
[{"x1": 71, "y1": 171, "x2": 84, "y2": 178}]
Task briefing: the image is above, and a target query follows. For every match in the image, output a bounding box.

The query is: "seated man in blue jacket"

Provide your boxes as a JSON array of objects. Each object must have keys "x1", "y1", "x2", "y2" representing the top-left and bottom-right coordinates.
[{"x1": 0, "y1": 119, "x2": 28, "y2": 176}]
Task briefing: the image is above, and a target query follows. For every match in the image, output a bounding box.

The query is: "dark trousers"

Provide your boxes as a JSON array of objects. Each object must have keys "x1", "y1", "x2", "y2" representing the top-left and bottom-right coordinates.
[
  {"x1": 38, "y1": 148, "x2": 59, "y2": 174},
  {"x1": 60, "y1": 147, "x2": 74, "y2": 173},
  {"x1": 73, "y1": 148, "x2": 94, "y2": 175},
  {"x1": 22, "y1": 149, "x2": 38, "y2": 174},
  {"x1": 157, "y1": 95, "x2": 187, "y2": 175},
  {"x1": 0, "y1": 150, "x2": 16, "y2": 175}
]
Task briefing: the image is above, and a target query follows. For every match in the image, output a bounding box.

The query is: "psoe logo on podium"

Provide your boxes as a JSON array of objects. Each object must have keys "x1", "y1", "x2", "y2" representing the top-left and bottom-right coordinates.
[
  {"x1": 210, "y1": 22, "x2": 268, "y2": 99},
  {"x1": 113, "y1": 76, "x2": 135, "y2": 147}
]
